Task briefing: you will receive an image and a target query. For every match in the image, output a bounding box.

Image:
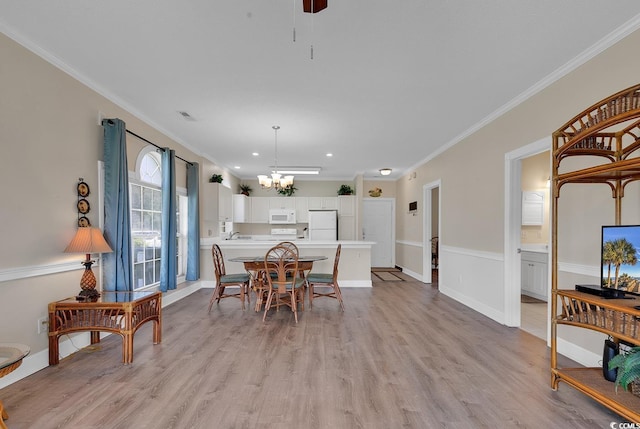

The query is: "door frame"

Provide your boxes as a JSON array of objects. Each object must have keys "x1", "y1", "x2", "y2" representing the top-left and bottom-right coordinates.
[
  {"x1": 423, "y1": 179, "x2": 441, "y2": 284},
  {"x1": 504, "y1": 136, "x2": 551, "y2": 329},
  {"x1": 363, "y1": 197, "x2": 396, "y2": 268}
]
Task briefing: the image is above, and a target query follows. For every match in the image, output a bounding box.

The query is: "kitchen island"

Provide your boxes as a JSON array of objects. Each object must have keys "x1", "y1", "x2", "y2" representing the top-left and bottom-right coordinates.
[{"x1": 200, "y1": 238, "x2": 373, "y2": 288}]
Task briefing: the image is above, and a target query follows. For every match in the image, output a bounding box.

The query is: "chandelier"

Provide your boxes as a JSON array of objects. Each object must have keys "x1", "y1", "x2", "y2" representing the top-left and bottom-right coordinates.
[{"x1": 257, "y1": 126, "x2": 294, "y2": 191}]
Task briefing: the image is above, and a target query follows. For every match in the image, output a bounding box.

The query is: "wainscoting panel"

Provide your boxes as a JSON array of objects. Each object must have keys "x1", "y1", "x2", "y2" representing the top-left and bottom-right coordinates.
[{"x1": 438, "y1": 245, "x2": 506, "y2": 324}]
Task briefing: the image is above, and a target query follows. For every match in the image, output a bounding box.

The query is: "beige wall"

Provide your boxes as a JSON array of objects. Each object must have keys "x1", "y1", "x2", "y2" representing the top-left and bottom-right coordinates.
[
  {"x1": 0, "y1": 32, "x2": 210, "y2": 357},
  {"x1": 240, "y1": 179, "x2": 355, "y2": 198},
  {"x1": 396, "y1": 27, "x2": 640, "y2": 267},
  {"x1": 363, "y1": 179, "x2": 396, "y2": 198}
]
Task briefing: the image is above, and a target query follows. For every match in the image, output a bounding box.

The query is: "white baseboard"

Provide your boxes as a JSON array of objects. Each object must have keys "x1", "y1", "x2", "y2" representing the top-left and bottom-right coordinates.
[
  {"x1": 396, "y1": 266, "x2": 421, "y2": 281},
  {"x1": 340, "y1": 280, "x2": 372, "y2": 288},
  {"x1": 557, "y1": 337, "x2": 601, "y2": 368},
  {"x1": 0, "y1": 281, "x2": 206, "y2": 390}
]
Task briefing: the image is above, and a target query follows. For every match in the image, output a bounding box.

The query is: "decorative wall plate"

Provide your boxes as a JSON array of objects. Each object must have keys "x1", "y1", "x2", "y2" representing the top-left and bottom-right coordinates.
[
  {"x1": 77, "y1": 216, "x2": 91, "y2": 227},
  {"x1": 77, "y1": 181, "x2": 90, "y2": 197},
  {"x1": 77, "y1": 199, "x2": 90, "y2": 214}
]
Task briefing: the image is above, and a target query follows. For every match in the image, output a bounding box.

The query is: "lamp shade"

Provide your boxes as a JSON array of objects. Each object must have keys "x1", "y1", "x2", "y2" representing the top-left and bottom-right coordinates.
[{"x1": 64, "y1": 227, "x2": 113, "y2": 254}]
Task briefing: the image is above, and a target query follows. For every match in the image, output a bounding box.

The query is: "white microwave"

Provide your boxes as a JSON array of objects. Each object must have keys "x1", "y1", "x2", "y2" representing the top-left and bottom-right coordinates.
[{"x1": 269, "y1": 209, "x2": 297, "y2": 224}]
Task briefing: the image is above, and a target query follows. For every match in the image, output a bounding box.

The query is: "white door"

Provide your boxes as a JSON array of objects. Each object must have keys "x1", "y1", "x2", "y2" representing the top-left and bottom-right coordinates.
[{"x1": 363, "y1": 198, "x2": 395, "y2": 268}]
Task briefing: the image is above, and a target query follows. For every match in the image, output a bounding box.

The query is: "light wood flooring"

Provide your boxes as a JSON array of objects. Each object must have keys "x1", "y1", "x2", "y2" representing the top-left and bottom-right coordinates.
[
  {"x1": 521, "y1": 300, "x2": 548, "y2": 340},
  {"x1": 0, "y1": 275, "x2": 622, "y2": 428}
]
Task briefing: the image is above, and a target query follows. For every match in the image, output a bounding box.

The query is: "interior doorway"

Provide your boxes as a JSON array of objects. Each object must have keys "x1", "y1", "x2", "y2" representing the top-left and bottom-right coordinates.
[
  {"x1": 504, "y1": 137, "x2": 551, "y2": 337},
  {"x1": 519, "y1": 151, "x2": 551, "y2": 340},
  {"x1": 363, "y1": 198, "x2": 395, "y2": 267},
  {"x1": 423, "y1": 180, "x2": 441, "y2": 284}
]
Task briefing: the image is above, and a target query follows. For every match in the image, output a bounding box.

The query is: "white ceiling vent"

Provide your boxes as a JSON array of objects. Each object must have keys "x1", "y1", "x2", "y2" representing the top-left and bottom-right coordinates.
[{"x1": 177, "y1": 111, "x2": 196, "y2": 121}]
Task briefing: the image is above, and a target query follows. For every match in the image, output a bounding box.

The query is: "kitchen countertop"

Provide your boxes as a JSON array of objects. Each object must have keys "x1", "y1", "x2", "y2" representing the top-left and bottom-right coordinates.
[
  {"x1": 199, "y1": 237, "x2": 374, "y2": 287},
  {"x1": 200, "y1": 237, "x2": 374, "y2": 249},
  {"x1": 521, "y1": 244, "x2": 548, "y2": 253}
]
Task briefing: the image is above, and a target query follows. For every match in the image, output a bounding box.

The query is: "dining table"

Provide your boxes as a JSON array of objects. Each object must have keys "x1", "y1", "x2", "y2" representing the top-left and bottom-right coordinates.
[{"x1": 228, "y1": 255, "x2": 327, "y2": 312}]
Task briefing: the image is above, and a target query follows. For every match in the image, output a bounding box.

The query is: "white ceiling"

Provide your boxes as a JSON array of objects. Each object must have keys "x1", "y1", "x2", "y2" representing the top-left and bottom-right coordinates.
[{"x1": 2, "y1": 1, "x2": 640, "y2": 181}]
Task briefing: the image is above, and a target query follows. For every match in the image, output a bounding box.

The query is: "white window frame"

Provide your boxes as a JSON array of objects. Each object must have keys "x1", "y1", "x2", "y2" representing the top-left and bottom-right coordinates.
[{"x1": 130, "y1": 147, "x2": 187, "y2": 290}]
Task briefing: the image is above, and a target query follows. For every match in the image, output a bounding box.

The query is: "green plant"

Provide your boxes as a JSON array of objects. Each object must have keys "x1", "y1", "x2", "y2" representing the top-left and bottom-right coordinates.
[
  {"x1": 338, "y1": 184, "x2": 354, "y2": 195},
  {"x1": 239, "y1": 184, "x2": 252, "y2": 196},
  {"x1": 608, "y1": 346, "x2": 640, "y2": 392},
  {"x1": 209, "y1": 174, "x2": 223, "y2": 183},
  {"x1": 277, "y1": 184, "x2": 297, "y2": 197}
]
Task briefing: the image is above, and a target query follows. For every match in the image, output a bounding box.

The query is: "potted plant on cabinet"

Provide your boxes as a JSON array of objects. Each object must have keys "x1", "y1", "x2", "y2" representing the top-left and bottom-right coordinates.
[
  {"x1": 239, "y1": 184, "x2": 252, "y2": 196},
  {"x1": 277, "y1": 184, "x2": 297, "y2": 197},
  {"x1": 338, "y1": 185, "x2": 354, "y2": 195},
  {"x1": 209, "y1": 174, "x2": 223, "y2": 183},
  {"x1": 608, "y1": 346, "x2": 640, "y2": 396}
]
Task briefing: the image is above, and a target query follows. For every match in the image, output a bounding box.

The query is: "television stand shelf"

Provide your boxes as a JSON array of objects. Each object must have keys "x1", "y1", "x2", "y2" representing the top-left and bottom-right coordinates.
[
  {"x1": 553, "y1": 290, "x2": 640, "y2": 422},
  {"x1": 556, "y1": 290, "x2": 640, "y2": 346}
]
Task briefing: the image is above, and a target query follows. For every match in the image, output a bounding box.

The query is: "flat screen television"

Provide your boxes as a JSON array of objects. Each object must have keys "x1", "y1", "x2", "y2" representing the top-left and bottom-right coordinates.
[{"x1": 601, "y1": 225, "x2": 640, "y2": 296}]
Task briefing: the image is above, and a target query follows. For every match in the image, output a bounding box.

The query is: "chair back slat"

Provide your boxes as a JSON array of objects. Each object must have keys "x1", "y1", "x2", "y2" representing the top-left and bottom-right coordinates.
[
  {"x1": 264, "y1": 243, "x2": 299, "y2": 294},
  {"x1": 332, "y1": 244, "x2": 341, "y2": 281},
  {"x1": 212, "y1": 244, "x2": 226, "y2": 280}
]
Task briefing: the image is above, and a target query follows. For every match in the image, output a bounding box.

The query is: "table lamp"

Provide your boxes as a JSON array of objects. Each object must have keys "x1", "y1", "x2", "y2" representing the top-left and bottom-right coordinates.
[{"x1": 64, "y1": 227, "x2": 113, "y2": 300}]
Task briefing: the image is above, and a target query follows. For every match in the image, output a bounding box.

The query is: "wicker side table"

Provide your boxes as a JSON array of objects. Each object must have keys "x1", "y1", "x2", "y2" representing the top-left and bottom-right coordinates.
[{"x1": 0, "y1": 343, "x2": 30, "y2": 429}]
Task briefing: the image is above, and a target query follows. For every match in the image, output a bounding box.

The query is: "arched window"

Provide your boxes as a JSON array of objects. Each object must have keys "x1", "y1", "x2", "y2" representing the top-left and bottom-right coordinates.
[
  {"x1": 130, "y1": 146, "x2": 187, "y2": 289},
  {"x1": 137, "y1": 148, "x2": 162, "y2": 186}
]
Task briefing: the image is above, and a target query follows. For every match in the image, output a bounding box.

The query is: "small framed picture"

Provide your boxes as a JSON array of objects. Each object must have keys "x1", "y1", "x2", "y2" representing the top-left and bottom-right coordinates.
[
  {"x1": 77, "y1": 199, "x2": 90, "y2": 214},
  {"x1": 77, "y1": 181, "x2": 90, "y2": 197}
]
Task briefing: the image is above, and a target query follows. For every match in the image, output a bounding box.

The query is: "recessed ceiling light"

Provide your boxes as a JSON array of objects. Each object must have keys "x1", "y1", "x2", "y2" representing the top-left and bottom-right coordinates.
[
  {"x1": 234, "y1": 166, "x2": 241, "y2": 169},
  {"x1": 326, "y1": 153, "x2": 333, "y2": 157},
  {"x1": 252, "y1": 152, "x2": 259, "y2": 156}
]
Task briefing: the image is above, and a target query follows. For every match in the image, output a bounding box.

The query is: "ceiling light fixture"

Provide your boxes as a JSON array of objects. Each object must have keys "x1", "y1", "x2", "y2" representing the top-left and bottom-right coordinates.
[
  {"x1": 380, "y1": 168, "x2": 392, "y2": 176},
  {"x1": 272, "y1": 167, "x2": 321, "y2": 175},
  {"x1": 257, "y1": 126, "x2": 294, "y2": 191}
]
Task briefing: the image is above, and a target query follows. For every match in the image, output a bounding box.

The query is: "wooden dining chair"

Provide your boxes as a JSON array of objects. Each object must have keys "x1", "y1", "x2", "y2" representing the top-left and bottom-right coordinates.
[
  {"x1": 307, "y1": 244, "x2": 344, "y2": 311},
  {"x1": 209, "y1": 244, "x2": 251, "y2": 311},
  {"x1": 262, "y1": 242, "x2": 306, "y2": 322}
]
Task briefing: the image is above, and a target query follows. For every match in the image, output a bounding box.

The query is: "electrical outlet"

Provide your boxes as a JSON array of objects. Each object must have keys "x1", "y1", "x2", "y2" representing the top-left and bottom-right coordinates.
[{"x1": 37, "y1": 317, "x2": 48, "y2": 335}]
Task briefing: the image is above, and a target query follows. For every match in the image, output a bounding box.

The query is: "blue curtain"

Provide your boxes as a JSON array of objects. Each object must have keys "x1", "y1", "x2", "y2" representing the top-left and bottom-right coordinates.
[
  {"x1": 102, "y1": 118, "x2": 133, "y2": 292},
  {"x1": 160, "y1": 148, "x2": 177, "y2": 291},
  {"x1": 186, "y1": 162, "x2": 200, "y2": 280}
]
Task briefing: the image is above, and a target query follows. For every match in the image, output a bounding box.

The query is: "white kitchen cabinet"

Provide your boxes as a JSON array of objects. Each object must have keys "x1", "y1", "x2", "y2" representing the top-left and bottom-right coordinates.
[
  {"x1": 202, "y1": 183, "x2": 232, "y2": 222},
  {"x1": 269, "y1": 197, "x2": 296, "y2": 210},
  {"x1": 295, "y1": 197, "x2": 309, "y2": 223},
  {"x1": 338, "y1": 196, "x2": 355, "y2": 216},
  {"x1": 250, "y1": 197, "x2": 270, "y2": 223},
  {"x1": 522, "y1": 191, "x2": 544, "y2": 226},
  {"x1": 308, "y1": 196, "x2": 338, "y2": 210},
  {"x1": 338, "y1": 196, "x2": 356, "y2": 240},
  {"x1": 521, "y1": 251, "x2": 548, "y2": 301},
  {"x1": 232, "y1": 194, "x2": 250, "y2": 223},
  {"x1": 338, "y1": 216, "x2": 356, "y2": 240}
]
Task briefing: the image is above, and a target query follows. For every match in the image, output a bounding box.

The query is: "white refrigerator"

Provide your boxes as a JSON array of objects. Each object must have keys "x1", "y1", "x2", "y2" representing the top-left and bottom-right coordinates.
[{"x1": 308, "y1": 210, "x2": 338, "y2": 241}]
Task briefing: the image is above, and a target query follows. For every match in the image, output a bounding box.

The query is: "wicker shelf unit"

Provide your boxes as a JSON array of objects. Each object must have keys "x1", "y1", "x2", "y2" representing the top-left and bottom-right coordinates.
[{"x1": 551, "y1": 83, "x2": 640, "y2": 423}]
